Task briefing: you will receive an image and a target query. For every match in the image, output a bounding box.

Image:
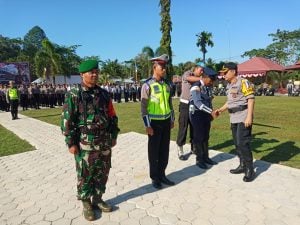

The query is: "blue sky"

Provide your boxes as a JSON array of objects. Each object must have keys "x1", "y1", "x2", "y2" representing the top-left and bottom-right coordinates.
[{"x1": 1, "y1": 0, "x2": 299, "y2": 64}]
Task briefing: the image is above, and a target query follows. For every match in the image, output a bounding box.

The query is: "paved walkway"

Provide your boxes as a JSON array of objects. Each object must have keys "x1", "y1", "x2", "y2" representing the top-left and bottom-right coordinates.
[{"x1": 0, "y1": 112, "x2": 299, "y2": 225}]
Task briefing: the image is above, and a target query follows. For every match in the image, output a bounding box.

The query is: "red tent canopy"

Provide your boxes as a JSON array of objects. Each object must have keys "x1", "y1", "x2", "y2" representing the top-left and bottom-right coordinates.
[
  {"x1": 285, "y1": 60, "x2": 300, "y2": 70},
  {"x1": 237, "y1": 57, "x2": 285, "y2": 78}
]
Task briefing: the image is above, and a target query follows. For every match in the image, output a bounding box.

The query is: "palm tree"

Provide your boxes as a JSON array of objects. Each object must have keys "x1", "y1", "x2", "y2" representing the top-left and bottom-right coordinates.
[
  {"x1": 142, "y1": 46, "x2": 155, "y2": 58},
  {"x1": 142, "y1": 46, "x2": 155, "y2": 76},
  {"x1": 34, "y1": 39, "x2": 61, "y2": 84},
  {"x1": 196, "y1": 31, "x2": 214, "y2": 64}
]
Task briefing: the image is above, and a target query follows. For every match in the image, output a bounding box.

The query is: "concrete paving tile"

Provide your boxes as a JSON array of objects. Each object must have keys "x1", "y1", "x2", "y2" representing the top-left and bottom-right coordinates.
[
  {"x1": 158, "y1": 212, "x2": 179, "y2": 224},
  {"x1": 117, "y1": 202, "x2": 136, "y2": 213},
  {"x1": 109, "y1": 211, "x2": 128, "y2": 222},
  {"x1": 209, "y1": 216, "x2": 232, "y2": 225},
  {"x1": 0, "y1": 112, "x2": 300, "y2": 225},
  {"x1": 119, "y1": 218, "x2": 140, "y2": 225},
  {"x1": 191, "y1": 218, "x2": 212, "y2": 225},
  {"x1": 44, "y1": 211, "x2": 64, "y2": 222},
  {"x1": 24, "y1": 214, "x2": 44, "y2": 224},
  {"x1": 51, "y1": 218, "x2": 72, "y2": 225},
  {"x1": 128, "y1": 208, "x2": 147, "y2": 220},
  {"x1": 176, "y1": 221, "x2": 192, "y2": 225},
  {"x1": 1, "y1": 215, "x2": 26, "y2": 225},
  {"x1": 139, "y1": 216, "x2": 160, "y2": 225},
  {"x1": 71, "y1": 216, "x2": 94, "y2": 225}
]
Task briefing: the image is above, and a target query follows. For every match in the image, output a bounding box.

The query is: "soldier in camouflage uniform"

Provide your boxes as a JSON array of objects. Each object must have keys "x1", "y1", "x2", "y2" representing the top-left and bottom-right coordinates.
[{"x1": 61, "y1": 59, "x2": 120, "y2": 221}]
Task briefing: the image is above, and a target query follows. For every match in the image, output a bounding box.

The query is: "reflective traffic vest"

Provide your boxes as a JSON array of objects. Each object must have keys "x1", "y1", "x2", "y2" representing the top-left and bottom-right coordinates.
[
  {"x1": 8, "y1": 88, "x2": 18, "y2": 100},
  {"x1": 147, "y1": 80, "x2": 171, "y2": 120}
]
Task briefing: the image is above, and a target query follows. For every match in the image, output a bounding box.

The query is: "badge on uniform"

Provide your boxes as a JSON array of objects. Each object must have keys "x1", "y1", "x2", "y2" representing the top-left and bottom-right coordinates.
[
  {"x1": 230, "y1": 87, "x2": 238, "y2": 98},
  {"x1": 153, "y1": 85, "x2": 161, "y2": 94}
]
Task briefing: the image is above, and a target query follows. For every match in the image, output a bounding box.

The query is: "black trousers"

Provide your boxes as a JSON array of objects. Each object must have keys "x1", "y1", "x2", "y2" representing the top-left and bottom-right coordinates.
[
  {"x1": 148, "y1": 118, "x2": 171, "y2": 181},
  {"x1": 190, "y1": 111, "x2": 211, "y2": 145},
  {"x1": 20, "y1": 94, "x2": 28, "y2": 110},
  {"x1": 231, "y1": 123, "x2": 253, "y2": 165},
  {"x1": 176, "y1": 102, "x2": 193, "y2": 147},
  {"x1": 10, "y1": 100, "x2": 19, "y2": 119}
]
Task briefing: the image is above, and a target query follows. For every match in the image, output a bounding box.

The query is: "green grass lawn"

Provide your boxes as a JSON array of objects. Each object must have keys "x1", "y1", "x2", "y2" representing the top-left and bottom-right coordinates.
[
  {"x1": 0, "y1": 125, "x2": 35, "y2": 157},
  {"x1": 18, "y1": 96, "x2": 300, "y2": 168}
]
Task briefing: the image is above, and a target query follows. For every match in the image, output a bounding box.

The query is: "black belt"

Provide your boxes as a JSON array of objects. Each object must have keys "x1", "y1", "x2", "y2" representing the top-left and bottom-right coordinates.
[{"x1": 228, "y1": 105, "x2": 248, "y2": 113}]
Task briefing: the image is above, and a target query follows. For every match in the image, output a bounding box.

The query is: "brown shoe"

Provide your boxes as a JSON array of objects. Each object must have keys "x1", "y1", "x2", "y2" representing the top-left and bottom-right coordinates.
[
  {"x1": 92, "y1": 196, "x2": 113, "y2": 212},
  {"x1": 82, "y1": 199, "x2": 95, "y2": 221}
]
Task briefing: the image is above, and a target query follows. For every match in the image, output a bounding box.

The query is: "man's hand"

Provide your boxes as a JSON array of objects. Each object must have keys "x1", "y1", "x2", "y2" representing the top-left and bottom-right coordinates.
[
  {"x1": 146, "y1": 127, "x2": 154, "y2": 136},
  {"x1": 244, "y1": 116, "x2": 253, "y2": 128},
  {"x1": 69, "y1": 145, "x2": 79, "y2": 154},
  {"x1": 211, "y1": 110, "x2": 219, "y2": 120},
  {"x1": 111, "y1": 139, "x2": 117, "y2": 147}
]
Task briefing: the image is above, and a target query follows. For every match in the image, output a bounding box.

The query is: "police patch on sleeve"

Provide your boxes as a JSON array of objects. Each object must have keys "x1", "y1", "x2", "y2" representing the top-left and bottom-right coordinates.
[{"x1": 241, "y1": 79, "x2": 254, "y2": 96}]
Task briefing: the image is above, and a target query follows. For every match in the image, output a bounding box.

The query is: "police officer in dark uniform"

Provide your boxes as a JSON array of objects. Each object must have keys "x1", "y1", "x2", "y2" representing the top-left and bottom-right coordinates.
[{"x1": 189, "y1": 67, "x2": 218, "y2": 169}]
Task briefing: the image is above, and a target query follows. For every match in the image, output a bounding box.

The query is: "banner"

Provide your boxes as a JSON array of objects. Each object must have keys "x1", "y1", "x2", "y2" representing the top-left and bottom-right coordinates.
[{"x1": 0, "y1": 62, "x2": 30, "y2": 84}]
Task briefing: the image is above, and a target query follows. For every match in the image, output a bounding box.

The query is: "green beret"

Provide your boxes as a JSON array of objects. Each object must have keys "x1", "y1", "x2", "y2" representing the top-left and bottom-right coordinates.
[{"x1": 79, "y1": 60, "x2": 99, "y2": 73}]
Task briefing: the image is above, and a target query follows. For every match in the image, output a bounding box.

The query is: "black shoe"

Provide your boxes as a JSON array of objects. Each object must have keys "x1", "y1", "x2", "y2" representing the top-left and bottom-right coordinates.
[
  {"x1": 152, "y1": 180, "x2": 162, "y2": 189},
  {"x1": 230, "y1": 164, "x2": 245, "y2": 174},
  {"x1": 160, "y1": 176, "x2": 175, "y2": 186},
  {"x1": 179, "y1": 155, "x2": 188, "y2": 161},
  {"x1": 204, "y1": 158, "x2": 218, "y2": 165},
  {"x1": 243, "y1": 168, "x2": 255, "y2": 182},
  {"x1": 196, "y1": 162, "x2": 208, "y2": 169}
]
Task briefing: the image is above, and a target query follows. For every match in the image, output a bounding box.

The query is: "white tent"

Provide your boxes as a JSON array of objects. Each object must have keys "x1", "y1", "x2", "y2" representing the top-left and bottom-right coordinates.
[{"x1": 32, "y1": 75, "x2": 81, "y2": 85}]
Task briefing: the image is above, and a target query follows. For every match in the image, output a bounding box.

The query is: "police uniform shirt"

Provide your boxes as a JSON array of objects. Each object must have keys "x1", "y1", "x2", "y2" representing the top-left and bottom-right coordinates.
[
  {"x1": 180, "y1": 70, "x2": 194, "y2": 103},
  {"x1": 226, "y1": 77, "x2": 254, "y2": 124},
  {"x1": 190, "y1": 80, "x2": 213, "y2": 114}
]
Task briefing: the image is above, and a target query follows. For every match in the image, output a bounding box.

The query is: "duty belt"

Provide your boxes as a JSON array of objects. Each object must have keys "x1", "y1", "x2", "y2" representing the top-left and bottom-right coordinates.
[{"x1": 228, "y1": 105, "x2": 248, "y2": 113}]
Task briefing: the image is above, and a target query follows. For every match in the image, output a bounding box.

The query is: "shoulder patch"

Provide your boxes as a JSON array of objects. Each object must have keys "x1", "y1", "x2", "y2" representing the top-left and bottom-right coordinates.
[{"x1": 241, "y1": 79, "x2": 254, "y2": 96}]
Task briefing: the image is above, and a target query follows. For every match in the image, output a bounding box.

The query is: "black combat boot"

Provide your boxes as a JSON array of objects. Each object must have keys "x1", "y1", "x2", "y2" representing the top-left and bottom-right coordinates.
[
  {"x1": 92, "y1": 195, "x2": 113, "y2": 212},
  {"x1": 243, "y1": 163, "x2": 255, "y2": 182},
  {"x1": 230, "y1": 159, "x2": 245, "y2": 174},
  {"x1": 203, "y1": 141, "x2": 217, "y2": 165},
  {"x1": 82, "y1": 199, "x2": 95, "y2": 221},
  {"x1": 195, "y1": 144, "x2": 208, "y2": 169}
]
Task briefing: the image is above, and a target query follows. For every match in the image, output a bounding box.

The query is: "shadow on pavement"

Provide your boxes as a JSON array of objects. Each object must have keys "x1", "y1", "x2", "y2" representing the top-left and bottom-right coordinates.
[{"x1": 107, "y1": 164, "x2": 207, "y2": 206}]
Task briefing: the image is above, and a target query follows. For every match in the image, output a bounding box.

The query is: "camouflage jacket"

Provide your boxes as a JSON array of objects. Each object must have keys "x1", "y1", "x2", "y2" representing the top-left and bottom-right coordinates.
[{"x1": 61, "y1": 84, "x2": 120, "y2": 151}]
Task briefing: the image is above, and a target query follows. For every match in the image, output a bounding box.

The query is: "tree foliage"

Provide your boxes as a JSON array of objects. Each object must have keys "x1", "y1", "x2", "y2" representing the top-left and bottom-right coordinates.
[
  {"x1": 196, "y1": 31, "x2": 214, "y2": 64},
  {"x1": 242, "y1": 29, "x2": 300, "y2": 66},
  {"x1": 159, "y1": 0, "x2": 173, "y2": 78},
  {"x1": 34, "y1": 39, "x2": 62, "y2": 82},
  {"x1": 0, "y1": 35, "x2": 22, "y2": 61},
  {"x1": 23, "y1": 26, "x2": 47, "y2": 58}
]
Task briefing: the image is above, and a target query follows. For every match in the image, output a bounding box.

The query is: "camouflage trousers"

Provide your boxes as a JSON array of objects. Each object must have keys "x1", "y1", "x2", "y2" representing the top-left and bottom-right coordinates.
[{"x1": 74, "y1": 150, "x2": 111, "y2": 200}]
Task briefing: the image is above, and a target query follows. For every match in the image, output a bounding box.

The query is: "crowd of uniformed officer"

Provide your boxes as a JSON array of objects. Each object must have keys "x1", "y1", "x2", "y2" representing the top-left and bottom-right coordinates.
[{"x1": 0, "y1": 83, "x2": 68, "y2": 111}]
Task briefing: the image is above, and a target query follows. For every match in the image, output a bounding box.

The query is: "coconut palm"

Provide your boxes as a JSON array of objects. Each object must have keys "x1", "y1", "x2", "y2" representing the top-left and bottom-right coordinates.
[
  {"x1": 34, "y1": 39, "x2": 61, "y2": 84},
  {"x1": 196, "y1": 31, "x2": 214, "y2": 64}
]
